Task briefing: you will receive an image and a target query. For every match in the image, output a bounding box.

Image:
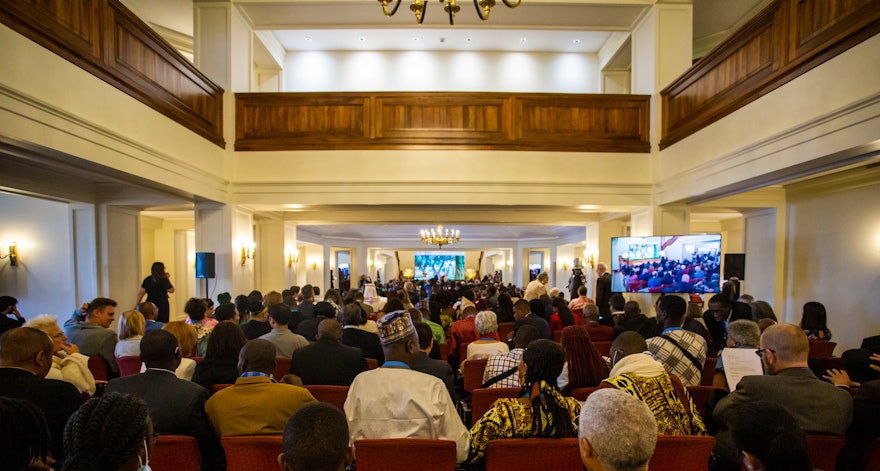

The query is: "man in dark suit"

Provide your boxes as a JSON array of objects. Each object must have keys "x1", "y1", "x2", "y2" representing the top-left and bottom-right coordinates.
[
  {"x1": 513, "y1": 299, "x2": 550, "y2": 340},
  {"x1": 712, "y1": 323, "x2": 852, "y2": 468},
  {"x1": 412, "y1": 321, "x2": 456, "y2": 401},
  {"x1": 291, "y1": 319, "x2": 367, "y2": 386},
  {"x1": 106, "y1": 330, "x2": 225, "y2": 470},
  {"x1": 595, "y1": 263, "x2": 612, "y2": 325},
  {"x1": 703, "y1": 293, "x2": 752, "y2": 348},
  {"x1": 0, "y1": 327, "x2": 83, "y2": 460},
  {"x1": 341, "y1": 303, "x2": 385, "y2": 365}
]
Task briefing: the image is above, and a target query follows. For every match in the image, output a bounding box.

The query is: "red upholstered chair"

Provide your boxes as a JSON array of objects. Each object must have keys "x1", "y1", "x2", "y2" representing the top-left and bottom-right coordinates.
[
  {"x1": 190, "y1": 356, "x2": 205, "y2": 363},
  {"x1": 459, "y1": 342, "x2": 472, "y2": 362},
  {"x1": 463, "y1": 358, "x2": 489, "y2": 394},
  {"x1": 807, "y1": 434, "x2": 846, "y2": 471},
  {"x1": 87, "y1": 355, "x2": 109, "y2": 381},
  {"x1": 151, "y1": 435, "x2": 201, "y2": 471},
  {"x1": 117, "y1": 355, "x2": 142, "y2": 377},
  {"x1": 210, "y1": 383, "x2": 233, "y2": 394},
  {"x1": 569, "y1": 386, "x2": 600, "y2": 401},
  {"x1": 593, "y1": 341, "x2": 612, "y2": 357},
  {"x1": 354, "y1": 439, "x2": 456, "y2": 471},
  {"x1": 273, "y1": 357, "x2": 292, "y2": 381},
  {"x1": 471, "y1": 388, "x2": 520, "y2": 425},
  {"x1": 497, "y1": 322, "x2": 515, "y2": 341},
  {"x1": 648, "y1": 435, "x2": 715, "y2": 471},
  {"x1": 221, "y1": 435, "x2": 283, "y2": 471},
  {"x1": 304, "y1": 385, "x2": 349, "y2": 411},
  {"x1": 808, "y1": 340, "x2": 837, "y2": 358},
  {"x1": 485, "y1": 438, "x2": 582, "y2": 471},
  {"x1": 701, "y1": 357, "x2": 717, "y2": 386},
  {"x1": 366, "y1": 358, "x2": 378, "y2": 370},
  {"x1": 438, "y1": 342, "x2": 448, "y2": 362},
  {"x1": 864, "y1": 437, "x2": 880, "y2": 471}
]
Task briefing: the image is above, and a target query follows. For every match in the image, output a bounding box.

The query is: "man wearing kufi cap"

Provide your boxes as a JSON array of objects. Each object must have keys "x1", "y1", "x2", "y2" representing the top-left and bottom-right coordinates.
[{"x1": 344, "y1": 311, "x2": 470, "y2": 462}]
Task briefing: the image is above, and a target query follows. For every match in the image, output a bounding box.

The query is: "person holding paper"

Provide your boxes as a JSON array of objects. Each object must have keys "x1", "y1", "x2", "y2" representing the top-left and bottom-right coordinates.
[{"x1": 712, "y1": 319, "x2": 761, "y2": 390}]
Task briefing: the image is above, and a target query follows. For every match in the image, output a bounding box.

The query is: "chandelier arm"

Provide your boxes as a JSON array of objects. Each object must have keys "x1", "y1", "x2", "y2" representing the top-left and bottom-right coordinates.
[
  {"x1": 381, "y1": 0, "x2": 403, "y2": 16},
  {"x1": 473, "y1": 0, "x2": 489, "y2": 21},
  {"x1": 448, "y1": 4, "x2": 455, "y2": 24},
  {"x1": 415, "y1": 0, "x2": 427, "y2": 24},
  {"x1": 501, "y1": 0, "x2": 521, "y2": 7}
]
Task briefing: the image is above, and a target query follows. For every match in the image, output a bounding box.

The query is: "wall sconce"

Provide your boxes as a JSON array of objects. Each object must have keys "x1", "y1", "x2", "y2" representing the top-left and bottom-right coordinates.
[
  {"x1": 309, "y1": 258, "x2": 319, "y2": 270},
  {"x1": 560, "y1": 260, "x2": 570, "y2": 271},
  {"x1": 505, "y1": 259, "x2": 512, "y2": 268},
  {"x1": 286, "y1": 248, "x2": 299, "y2": 268},
  {"x1": 367, "y1": 258, "x2": 374, "y2": 268},
  {"x1": 403, "y1": 268, "x2": 414, "y2": 279},
  {"x1": 0, "y1": 242, "x2": 18, "y2": 266},
  {"x1": 587, "y1": 251, "x2": 597, "y2": 269},
  {"x1": 240, "y1": 241, "x2": 255, "y2": 265}
]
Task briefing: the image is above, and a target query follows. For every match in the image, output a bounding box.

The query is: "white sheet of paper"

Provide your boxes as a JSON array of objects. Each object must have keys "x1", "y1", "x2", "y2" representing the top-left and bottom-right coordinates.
[{"x1": 722, "y1": 348, "x2": 764, "y2": 390}]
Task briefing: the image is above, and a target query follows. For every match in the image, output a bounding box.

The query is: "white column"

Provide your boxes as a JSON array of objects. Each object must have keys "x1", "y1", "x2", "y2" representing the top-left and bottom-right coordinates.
[
  {"x1": 193, "y1": 1, "x2": 254, "y2": 92},
  {"x1": 71, "y1": 204, "x2": 99, "y2": 305},
  {"x1": 255, "y1": 217, "x2": 285, "y2": 293},
  {"x1": 97, "y1": 205, "x2": 141, "y2": 311}
]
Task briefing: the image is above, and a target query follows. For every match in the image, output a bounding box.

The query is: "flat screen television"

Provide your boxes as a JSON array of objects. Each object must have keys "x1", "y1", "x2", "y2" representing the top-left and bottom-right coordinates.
[
  {"x1": 414, "y1": 252, "x2": 465, "y2": 281},
  {"x1": 610, "y1": 234, "x2": 722, "y2": 293}
]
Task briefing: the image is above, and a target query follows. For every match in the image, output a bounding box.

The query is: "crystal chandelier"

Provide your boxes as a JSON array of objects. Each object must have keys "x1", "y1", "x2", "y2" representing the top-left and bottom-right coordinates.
[
  {"x1": 378, "y1": 0, "x2": 522, "y2": 25},
  {"x1": 420, "y1": 225, "x2": 460, "y2": 249}
]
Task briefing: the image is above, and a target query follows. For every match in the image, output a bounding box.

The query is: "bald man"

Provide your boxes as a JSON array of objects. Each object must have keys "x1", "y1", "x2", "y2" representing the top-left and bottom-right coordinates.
[
  {"x1": 711, "y1": 323, "x2": 852, "y2": 467},
  {"x1": 290, "y1": 319, "x2": 367, "y2": 386}
]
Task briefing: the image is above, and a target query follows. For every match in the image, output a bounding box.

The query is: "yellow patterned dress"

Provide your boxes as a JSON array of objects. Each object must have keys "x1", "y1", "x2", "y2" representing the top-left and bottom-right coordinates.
[
  {"x1": 467, "y1": 381, "x2": 582, "y2": 464},
  {"x1": 602, "y1": 372, "x2": 707, "y2": 435}
]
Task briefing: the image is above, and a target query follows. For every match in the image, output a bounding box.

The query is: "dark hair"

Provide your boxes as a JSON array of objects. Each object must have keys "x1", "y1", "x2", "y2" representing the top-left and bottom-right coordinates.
[
  {"x1": 149, "y1": 262, "x2": 166, "y2": 282},
  {"x1": 203, "y1": 298, "x2": 214, "y2": 309},
  {"x1": 184, "y1": 298, "x2": 207, "y2": 322},
  {"x1": 578, "y1": 285, "x2": 587, "y2": 296},
  {"x1": 63, "y1": 393, "x2": 151, "y2": 471},
  {"x1": 0, "y1": 296, "x2": 17, "y2": 312},
  {"x1": 87, "y1": 297, "x2": 117, "y2": 315},
  {"x1": 496, "y1": 293, "x2": 514, "y2": 322},
  {"x1": 414, "y1": 322, "x2": 434, "y2": 350},
  {"x1": 461, "y1": 289, "x2": 476, "y2": 302},
  {"x1": 657, "y1": 295, "x2": 687, "y2": 322},
  {"x1": 708, "y1": 293, "x2": 732, "y2": 309},
  {"x1": 529, "y1": 299, "x2": 544, "y2": 316},
  {"x1": 561, "y1": 326, "x2": 609, "y2": 393},
  {"x1": 140, "y1": 330, "x2": 179, "y2": 364},
  {"x1": 384, "y1": 298, "x2": 405, "y2": 313},
  {"x1": 205, "y1": 321, "x2": 247, "y2": 364},
  {"x1": 623, "y1": 301, "x2": 641, "y2": 317},
  {"x1": 342, "y1": 303, "x2": 366, "y2": 326},
  {"x1": 234, "y1": 295, "x2": 249, "y2": 315},
  {"x1": 513, "y1": 324, "x2": 542, "y2": 349},
  {"x1": 519, "y1": 339, "x2": 575, "y2": 438},
  {"x1": 800, "y1": 301, "x2": 827, "y2": 330},
  {"x1": 301, "y1": 285, "x2": 314, "y2": 301},
  {"x1": 552, "y1": 297, "x2": 575, "y2": 327},
  {"x1": 268, "y1": 303, "x2": 292, "y2": 325},
  {"x1": 609, "y1": 293, "x2": 626, "y2": 311},
  {"x1": 0, "y1": 396, "x2": 52, "y2": 470},
  {"x1": 213, "y1": 303, "x2": 237, "y2": 322},
  {"x1": 283, "y1": 403, "x2": 349, "y2": 471},
  {"x1": 727, "y1": 401, "x2": 811, "y2": 471}
]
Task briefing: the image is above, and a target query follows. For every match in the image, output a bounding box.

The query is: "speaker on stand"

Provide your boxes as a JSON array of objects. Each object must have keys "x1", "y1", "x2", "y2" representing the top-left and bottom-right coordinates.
[{"x1": 196, "y1": 252, "x2": 216, "y2": 296}]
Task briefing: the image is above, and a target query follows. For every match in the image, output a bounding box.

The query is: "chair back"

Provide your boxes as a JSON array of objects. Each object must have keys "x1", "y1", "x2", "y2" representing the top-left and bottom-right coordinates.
[
  {"x1": 117, "y1": 355, "x2": 143, "y2": 377},
  {"x1": 210, "y1": 383, "x2": 233, "y2": 394},
  {"x1": 459, "y1": 342, "x2": 472, "y2": 361},
  {"x1": 497, "y1": 322, "x2": 515, "y2": 341},
  {"x1": 151, "y1": 435, "x2": 201, "y2": 471},
  {"x1": 304, "y1": 385, "x2": 349, "y2": 411},
  {"x1": 463, "y1": 358, "x2": 489, "y2": 393},
  {"x1": 354, "y1": 439, "x2": 456, "y2": 471},
  {"x1": 438, "y1": 342, "x2": 448, "y2": 362},
  {"x1": 485, "y1": 438, "x2": 582, "y2": 471},
  {"x1": 552, "y1": 330, "x2": 563, "y2": 343},
  {"x1": 593, "y1": 341, "x2": 612, "y2": 357},
  {"x1": 87, "y1": 355, "x2": 109, "y2": 381},
  {"x1": 366, "y1": 358, "x2": 378, "y2": 370},
  {"x1": 471, "y1": 388, "x2": 520, "y2": 425},
  {"x1": 569, "y1": 386, "x2": 600, "y2": 402},
  {"x1": 273, "y1": 357, "x2": 292, "y2": 381},
  {"x1": 221, "y1": 435, "x2": 283, "y2": 471},
  {"x1": 807, "y1": 434, "x2": 846, "y2": 471},
  {"x1": 865, "y1": 437, "x2": 880, "y2": 471},
  {"x1": 701, "y1": 357, "x2": 717, "y2": 386},
  {"x1": 648, "y1": 435, "x2": 715, "y2": 471},
  {"x1": 808, "y1": 340, "x2": 837, "y2": 358}
]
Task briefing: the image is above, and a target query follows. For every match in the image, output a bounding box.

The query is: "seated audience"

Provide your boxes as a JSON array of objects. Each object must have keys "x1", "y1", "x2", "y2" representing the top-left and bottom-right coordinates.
[
  {"x1": 160, "y1": 321, "x2": 198, "y2": 380},
  {"x1": 825, "y1": 356, "x2": 880, "y2": 471},
  {"x1": 549, "y1": 297, "x2": 578, "y2": 333},
  {"x1": 295, "y1": 301, "x2": 336, "y2": 342},
  {"x1": 448, "y1": 305, "x2": 480, "y2": 367},
  {"x1": 558, "y1": 325, "x2": 610, "y2": 394},
  {"x1": 468, "y1": 339, "x2": 581, "y2": 466},
  {"x1": 712, "y1": 323, "x2": 852, "y2": 468},
  {"x1": 494, "y1": 292, "x2": 516, "y2": 324},
  {"x1": 412, "y1": 308, "x2": 445, "y2": 347},
  {"x1": 703, "y1": 294, "x2": 752, "y2": 348},
  {"x1": 192, "y1": 320, "x2": 247, "y2": 390},
  {"x1": 184, "y1": 298, "x2": 213, "y2": 342},
  {"x1": 344, "y1": 311, "x2": 470, "y2": 463},
  {"x1": 341, "y1": 303, "x2": 384, "y2": 365},
  {"x1": 64, "y1": 297, "x2": 119, "y2": 376},
  {"x1": 0, "y1": 396, "x2": 53, "y2": 471},
  {"x1": 513, "y1": 299, "x2": 550, "y2": 340},
  {"x1": 279, "y1": 402, "x2": 353, "y2": 471},
  {"x1": 62, "y1": 393, "x2": 152, "y2": 471},
  {"x1": 412, "y1": 321, "x2": 456, "y2": 401},
  {"x1": 482, "y1": 325, "x2": 542, "y2": 389},
  {"x1": 259, "y1": 303, "x2": 308, "y2": 358},
  {"x1": 464, "y1": 311, "x2": 508, "y2": 362},
  {"x1": 0, "y1": 296, "x2": 25, "y2": 336},
  {"x1": 114, "y1": 310, "x2": 145, "y2": 358},
  {"x1": 602, "y1": 332, "x2": 706, "y2": 436},
  {"x1": 290, "y1": 319, "x2": 367, "y2": 386},
  {"x1": 646, "y1": 295, "x2": 707, "y2": 387},
  {"x1": 750, "y1": 300, "x2": 778, "y2": 322},
  {"x1": 212, "y1": 303, "x2": 239, "y2": 323},
  {"x1": 106, "y1": 330, "x2": 225, "y2": 470},
  {"x1": 613, "y1": 299, "x2": 656, "y2": 339},
  {"x1": 725, "y1": 401, "x2": 811, "y2": 471},
  {"x1": 578, "y1": 388, "x2": 658, "y2": 471},
  {"x1": 568, "y1": 285, "x2": 594, "y2": 318},
  {"x1": 241, "y1": 296, "x2": 271, "y2": 340},
  {"x1": 0, "y1": 327, "x2": 83, "y2": 461},
  {"x1": 712, "y1": 319, "x2": 760, "y2": 390},
  {"x1": 583, "y1": 304, "x2": 614, "y2": 342},
  {"x1": 800, "y1": 301, "x2": 831, "y2": 340},
  {"x1": 139, "y1": 302, "x2": 165, "y2": 333},
  {"x1": 205, "y1": 339, "x2": 316, "y2": 436},
  {"x1": 24, "y1": 314, "x2": 96, "y2": 395},
  {"x1": 201, "y1": 298, "x2": 219, "y2": 329}
]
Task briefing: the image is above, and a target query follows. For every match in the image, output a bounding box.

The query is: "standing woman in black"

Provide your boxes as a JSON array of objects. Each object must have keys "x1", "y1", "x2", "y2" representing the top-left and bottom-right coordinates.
[{"x1": 136, "y1": 262, "x2": 175, "y2": 323}]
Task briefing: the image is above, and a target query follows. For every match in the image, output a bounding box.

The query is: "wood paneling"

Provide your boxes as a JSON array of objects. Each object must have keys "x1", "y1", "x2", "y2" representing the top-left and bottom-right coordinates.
[
  {"x1": 660, "y1": 0, "x2": 880, "y2": 149},
  {"x1": 0, "y1": 0, "x2": 225, "y2": 147},
  {"x1": 236, "y1": 92, "x2": 651, "y2": 153}
]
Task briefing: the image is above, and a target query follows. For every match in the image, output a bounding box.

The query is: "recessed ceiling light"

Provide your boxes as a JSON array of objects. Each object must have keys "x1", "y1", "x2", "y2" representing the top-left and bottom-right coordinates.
[
  {"x1": 359, "y1": 36, "x2": 366, "y2": 42},
  {"x1": 520, "y1": 37, "x2": 527, "y2": 43},
  {"x1": 412, "y1": 36, "x2": 420, "y2": 41},
  {"x1": 572, "y1": 39, "x2": 581, "y2": 44},
  {"x1": 466, "y1": 37, "x2": 473, "y2": 42},
  {"x1": 304, "y1": 37, "x2": 312, "y2": 42}
]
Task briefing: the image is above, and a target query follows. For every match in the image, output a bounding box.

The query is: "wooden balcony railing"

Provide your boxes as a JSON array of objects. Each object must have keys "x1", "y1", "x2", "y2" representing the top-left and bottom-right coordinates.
[
  {"x1": 660, "y1": 0, "x2": 880, "y2": 149},
  {"x1": 0, "y1": 0, "x2": 225, "y2": 148},
  {"x1": 235, "y1": 92, "x2": 651, "y2": 153}
]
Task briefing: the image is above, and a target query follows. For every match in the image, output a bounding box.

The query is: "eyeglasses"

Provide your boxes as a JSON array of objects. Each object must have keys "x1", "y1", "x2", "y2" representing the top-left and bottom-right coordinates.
[{"x1": 755, "y1": 348, "x2": 775, "y2": 357}]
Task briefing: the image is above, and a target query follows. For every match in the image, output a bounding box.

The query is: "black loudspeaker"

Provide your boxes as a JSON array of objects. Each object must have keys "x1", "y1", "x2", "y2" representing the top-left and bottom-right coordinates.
[
  {"x1": 724, "y1": 253, "x2": 745, "y2": 280},
  {"x1": 195, "y1": 252, "x2": 215, "y2": 279}
]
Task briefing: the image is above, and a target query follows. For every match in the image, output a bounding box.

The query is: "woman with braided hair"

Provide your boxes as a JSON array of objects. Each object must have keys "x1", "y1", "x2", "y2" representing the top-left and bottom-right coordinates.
[
  {"x1": 467, "y1": 339, "x2": 582, "y2": 467},
  {"x1": 558, "y1": 325, "x2": 610, "y2": 395},
  {"x1": 62, "y1": 393, "x2": 153, "y2": 471},
  {"x1": 0, "y1": 397, "x2": 53, "y2": 471}
]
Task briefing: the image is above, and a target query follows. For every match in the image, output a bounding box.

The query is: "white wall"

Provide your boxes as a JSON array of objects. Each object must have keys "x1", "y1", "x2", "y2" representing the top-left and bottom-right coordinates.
[
  {"x1": 0, "y1": 193, "x2": 76, "y2": 318},
  {"x1": 284, "y1": 50, "x2": 599, "y2": 93}
]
